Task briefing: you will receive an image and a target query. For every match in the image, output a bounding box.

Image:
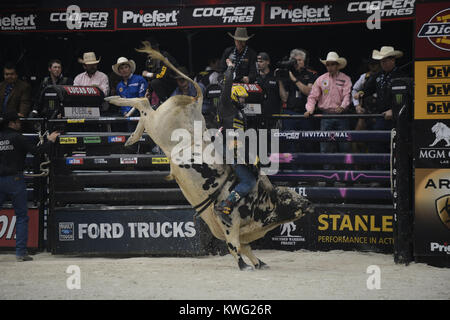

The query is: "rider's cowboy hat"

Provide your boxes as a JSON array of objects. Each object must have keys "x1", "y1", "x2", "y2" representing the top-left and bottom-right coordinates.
[
  {"x1": 372, "y1": 46, "x2": 403, "y2": 60},
  {"x1": 78, "y1": 52, "x2": 101, "y2": 65},
  {"x1": 228, "y1": 27, "x2": 254, "y2": 41},
  {"x1": 320, "y1": 51, "x2": 347, "y2": 70},
  {"x1": 112, "y1": 57, "x2": 136, "y2": 76}
]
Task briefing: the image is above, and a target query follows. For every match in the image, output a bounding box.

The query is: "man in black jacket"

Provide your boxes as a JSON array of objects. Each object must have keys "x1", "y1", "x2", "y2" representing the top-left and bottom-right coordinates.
[
  {"x1": 362, "y1": 46, "x2": 406, "y2": 157},
  {"x1": 32, "y1": 59, "x2": 73, "y2": 117},
  {"x1": 363, "y1": 46, "x2": 406, "y2": 122},
  {"x1": 0, "y1": 111, "x2": 59, "y2": 261},
  {"x1": 141, "y1": 38, "x2": 180, "y2": 105},
  {"x1": 219, "y1": 28, "x2": 257, "y2": 84}
]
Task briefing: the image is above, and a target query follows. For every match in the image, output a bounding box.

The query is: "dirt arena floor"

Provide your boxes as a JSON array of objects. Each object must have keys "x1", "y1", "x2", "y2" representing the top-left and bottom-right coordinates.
[{"x1": 0, "y1": 249, "x2": 448, "y2": 300}]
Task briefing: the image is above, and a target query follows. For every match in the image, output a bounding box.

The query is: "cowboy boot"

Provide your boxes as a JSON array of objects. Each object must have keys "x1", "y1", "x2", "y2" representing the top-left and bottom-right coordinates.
[{"x1": 215, "y1": 191, "x2": 241, "y2": 224}]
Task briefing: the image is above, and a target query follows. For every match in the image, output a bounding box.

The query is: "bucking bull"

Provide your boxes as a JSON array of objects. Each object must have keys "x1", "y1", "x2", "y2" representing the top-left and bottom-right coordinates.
[{"x1": 105, "y1": 42, "x2": 314, "y2": 270}]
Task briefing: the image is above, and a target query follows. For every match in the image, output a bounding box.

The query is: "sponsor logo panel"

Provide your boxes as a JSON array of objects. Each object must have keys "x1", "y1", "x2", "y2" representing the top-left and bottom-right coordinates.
[
  {"x1": 53, "y1": 209, "x2": 201, "y2": 254},
  {"x1": 416, "y1": 3, "x2": 450, "y2": 59},
  {"x1": 41, "y1": 6, "x2": 114, "y2": 31},
  {"x1": 414, "y1": 168, "x2": 450, "y2": 256},
  {"x1": 0, "y1": 209, "x2": 39, "y2": 247},
  {"x1": 414, "y1": 120, "x2": 450, "y2": 168},
  {"x1": 265, "y1": 1, "x2": 414, "y2": 26},
  {"x1": 315, "y1": 211, "x2": 394, "y2": 249},
  {"x1": 414, "y1": 61, "x2": 450, "y2": 119},
  {"x1": 59, "y1": 137, "x2": 78, "y2": 144},
  {"x1": 118, "y1": 8, "x2": 180, "y2": 29},
  {"x1": 0, "y1": 13, "x2": 37, "y2": 31},
  {"x1": 66, "y1": 157, "x2": 84, "y2": 165},
  {"x1": 108, "y1": 136, "x2": 126, "y2": 143}
]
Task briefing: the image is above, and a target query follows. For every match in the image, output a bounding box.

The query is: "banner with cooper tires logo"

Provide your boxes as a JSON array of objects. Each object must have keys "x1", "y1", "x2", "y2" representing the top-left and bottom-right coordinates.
[{"x1": 0, "y1": 1, "x2": 416, "y2": 32}]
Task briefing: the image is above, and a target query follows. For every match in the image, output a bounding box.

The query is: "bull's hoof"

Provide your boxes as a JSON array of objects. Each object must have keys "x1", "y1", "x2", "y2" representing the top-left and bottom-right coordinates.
[
  {"x1": 238, "y1": 258, "x2": 254, "y2": 271},
  {"x1": 255, "y1": 260, "x2": 269, "y2": 270}
]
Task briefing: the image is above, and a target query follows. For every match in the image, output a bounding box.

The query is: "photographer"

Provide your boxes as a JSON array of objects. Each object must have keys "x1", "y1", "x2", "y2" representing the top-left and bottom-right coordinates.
[{"x1": 277, "y1": 49, "x2": 317, "y2": 152}]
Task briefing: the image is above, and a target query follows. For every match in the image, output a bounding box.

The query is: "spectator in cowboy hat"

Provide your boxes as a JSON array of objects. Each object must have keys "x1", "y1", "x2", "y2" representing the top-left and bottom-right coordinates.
[
  {"x1": 219, "y1": 27, "x2": 257, "y2": 84},
  {"x1": 360, "y1": 46, "x2": 406, "y2": 163},
  {"x1": 112, "y1": 56, "x2": 148, "y2": 132},
  {"x1": 305, "y1": 51, "x2": 352, "y2": 165},
  {"x1": 113, "y1": 57, "x2": 148, "y2": 117},
  {"x1": 362, "y1": 46, "x2": 405, "y2": 121},
  {"x1": 74, "y1": 51, "x2": 109, "y2": 96}
]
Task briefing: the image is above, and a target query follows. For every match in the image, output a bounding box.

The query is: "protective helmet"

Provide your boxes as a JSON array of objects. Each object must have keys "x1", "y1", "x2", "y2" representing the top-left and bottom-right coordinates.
[{"x1": 231, "y1": 85, "x2": 248, "y2": 103}]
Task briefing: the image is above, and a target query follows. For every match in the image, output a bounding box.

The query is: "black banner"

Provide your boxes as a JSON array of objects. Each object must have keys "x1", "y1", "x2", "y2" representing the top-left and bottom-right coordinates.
[
  {"x1": 0, "y1": 1, "x2": 416, "y2": 33},
  {"x1": 116, "y1": 4, "x2": 262, "y2": 30},
  {"x1": 264, "y1": 1, "x2": 415, "y2": 26},
  {"x1": 38, "y1": 6, "x2": 115, "y2": 32},
  {"x1": 52, "y1": 207, "x2": 209, "y2": 255},
  {"x1": 312, "y1": 204, "x2": 394, "y2": 253},
  {"x1": 254, "y1": 204, "x2": 394, "y2": 253}
]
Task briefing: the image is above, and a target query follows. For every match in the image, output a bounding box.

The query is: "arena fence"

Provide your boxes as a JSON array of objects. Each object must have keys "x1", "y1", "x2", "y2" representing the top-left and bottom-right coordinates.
[{"x1": 0, "y1": 113, "x2": 412, "y2": 261}]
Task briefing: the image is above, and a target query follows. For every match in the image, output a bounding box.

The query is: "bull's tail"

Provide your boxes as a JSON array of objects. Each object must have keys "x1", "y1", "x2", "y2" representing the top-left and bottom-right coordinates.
[{"x1": 136, "y1": 41, "x2": 203, "y2": 107}]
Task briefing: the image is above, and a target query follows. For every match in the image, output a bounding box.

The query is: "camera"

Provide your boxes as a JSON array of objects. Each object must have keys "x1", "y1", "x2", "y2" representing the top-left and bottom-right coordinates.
[{"x1": 274, "y1": 58, "x2": 297, "y2": 81}]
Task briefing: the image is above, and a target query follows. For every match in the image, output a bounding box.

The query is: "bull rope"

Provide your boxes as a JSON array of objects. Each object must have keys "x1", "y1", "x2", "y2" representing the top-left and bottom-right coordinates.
[
  {"x1": 192, "y1": 171, "x2": 234, "y2": 221},
  {"x1": 24, "y1": 130, "x2": 51, "y2": 177}
]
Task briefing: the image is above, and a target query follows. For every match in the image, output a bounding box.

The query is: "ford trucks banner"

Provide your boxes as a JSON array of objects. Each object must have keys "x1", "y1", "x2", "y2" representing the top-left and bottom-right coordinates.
[
  {"x1": 0, "y1": 1, "x2": 415, "y2": 32},
  {"x1": 52, "y1": 208, "x2": 208, "y2": 255}
]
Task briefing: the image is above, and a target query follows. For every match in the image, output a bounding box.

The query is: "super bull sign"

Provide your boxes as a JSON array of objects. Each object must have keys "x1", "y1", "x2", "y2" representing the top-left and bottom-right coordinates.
[{"x1": 52, "y1": 208, "x2": 210, "y2": 255}]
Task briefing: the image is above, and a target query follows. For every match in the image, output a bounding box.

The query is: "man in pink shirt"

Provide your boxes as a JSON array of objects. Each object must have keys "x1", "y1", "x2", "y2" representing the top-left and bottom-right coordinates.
[
  {"x1": 73, "y1": 52, "x2": 109, "y2": 96},
  {"x1": 304, "y1": 51, "x2": 352, "y2": 158}
]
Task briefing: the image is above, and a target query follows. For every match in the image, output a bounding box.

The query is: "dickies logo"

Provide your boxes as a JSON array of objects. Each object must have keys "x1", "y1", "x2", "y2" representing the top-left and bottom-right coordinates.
[{"x1": 418, "y1": 8, "x2": 450, "y2": 52}]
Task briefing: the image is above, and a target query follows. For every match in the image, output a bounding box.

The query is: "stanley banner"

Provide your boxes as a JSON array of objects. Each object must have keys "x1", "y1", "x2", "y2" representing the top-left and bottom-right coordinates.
[{"x1": 414, "y1": 169, "x2": 450, "y2": 257}]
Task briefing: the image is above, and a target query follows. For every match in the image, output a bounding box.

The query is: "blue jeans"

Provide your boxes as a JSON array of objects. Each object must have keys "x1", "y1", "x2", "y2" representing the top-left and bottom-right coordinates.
[
  {"x1": 282, "y1": 109, "x2": 316, "y2": 153},
  {"x1": 367, "y1": 117, "x2": 393, "y2": 154},
  {"x1": 0, "y1": 174, "x2": 29, "y2": 256},
  {"x1": 232, "y1": 164, "x2": 256, "y2": 197},
  {"x1": 320, "y1": 118, "x2": 351, "y2": 154},
  {"x1": 320, "y1": 118, "x2": 351, "y2": 170}
]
